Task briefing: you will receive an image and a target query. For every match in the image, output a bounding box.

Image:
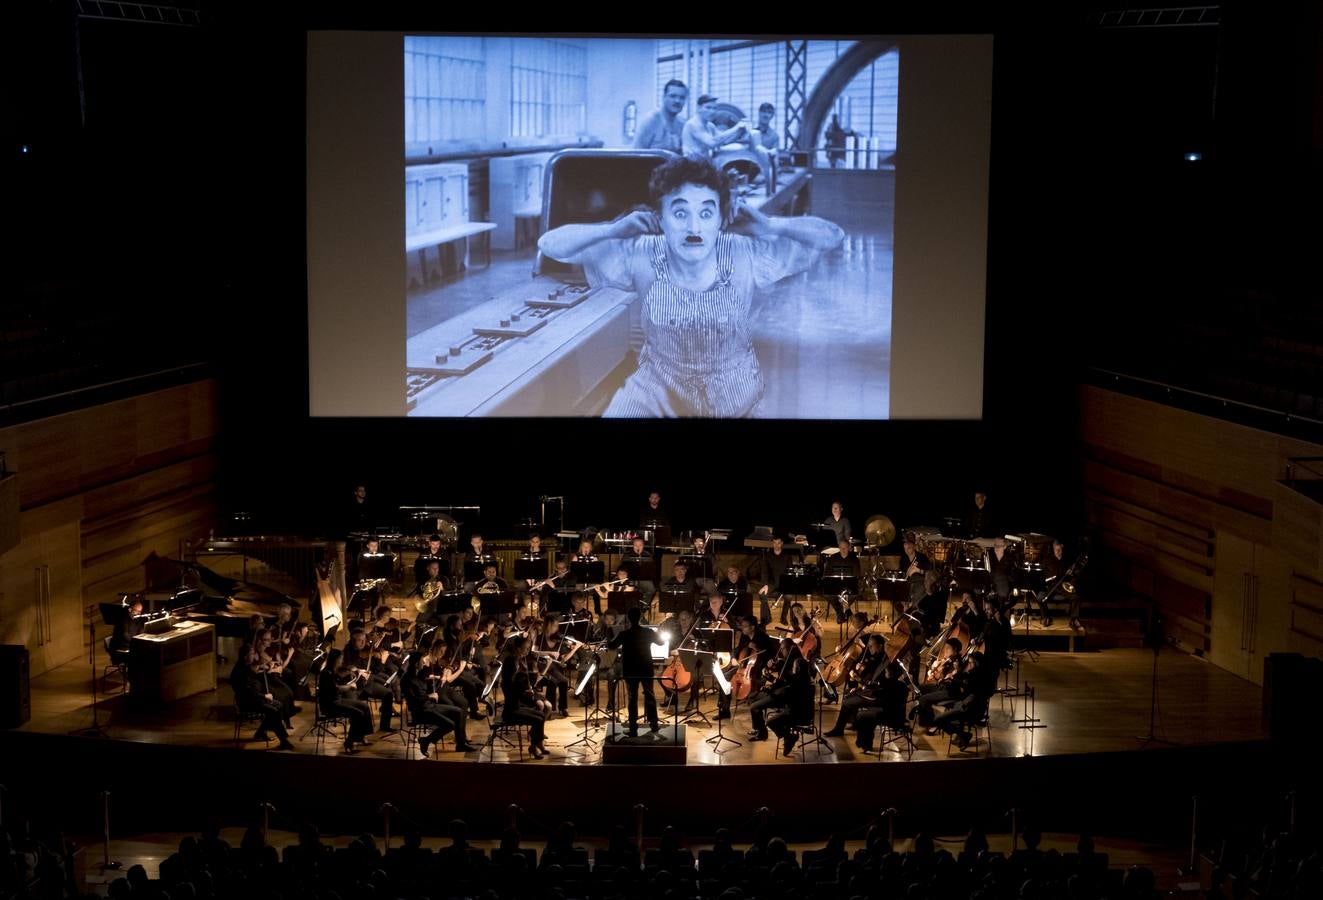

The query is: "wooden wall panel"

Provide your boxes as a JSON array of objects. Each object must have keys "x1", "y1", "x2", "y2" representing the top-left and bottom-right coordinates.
[{"x1": 0, "y1": 381, "x2": 218, "y2": 675}]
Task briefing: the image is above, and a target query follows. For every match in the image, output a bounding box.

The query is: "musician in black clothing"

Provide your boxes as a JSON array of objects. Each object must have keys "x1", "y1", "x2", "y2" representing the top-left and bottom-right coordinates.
[
  {"x1": 901, "y1": 535, "x2": 932, "y2": 605},
  {"x1": 659, "y1": 561, "x2": 697, "y2": 615},
  {"x1": 318, "y1": 648, "x2": 372, "y2": 752},
  {"x1": 536, "y1": 618, "x2": 573, "y2": 717},
  {"x1": 932, "y1": 651, "x2": 998, "y2": 749},
  {"x1": 463, "y1": 534, "x2": 496, "y2": 589},
  {"x1": 821, "y1": 540, "x2": 861, "y2": 623},
  {"x1": 823, "y1": 633, "x2": 889, "y2": 737},
  {"x1": 979, "y1": 595, "x2": 1012, "y2": 673},
  {"x1": 853, "y1": 662, "x2": 912, "y2": 753},
  {"x1": 910, "y1": 638, "x2": 965, "y2": 730},
  {"x1": 343, "y1": 628, "x2": 398, "y2": 732},
  {"x1": 474, "y1": 563, "x2": 509, "y2": 596},
  {"x1": 1040, "y1": 539, "x2": 1079, "y2": 627},
  {"x1": 607, "y1": 607, "x2": 666, "y2": 736},
  {"x1": 110, "y1": 597, "x2": 147, "y2": 661},
  {"x1": 640, "y1": 491, "x2": 670, "y2": 535},
  {"x1": 436, "y1": 625, "x2": 487, "y2": 719},
  {"x1": 750, "y1": 640, "x2": 815, "y2": 755},
  {"x1": 662, "y1": 609, "x2": 704, "y2": 713},
  {"x1": 230, "y1": 650, "x2": 295, "y2": 750},
  {"x1": 966, "y1": 491, "x2": 995, "y2": 539},
  {"x1": 499, "y1": 636, "x2": 549, "y2": 757},
  {"x1": 590, "y1": 609, "x2": 626, "y2": 712},
  {"x1": 912, "y1": 571, "x2": 950, "y2": 639},
  {"x1": 986, "y1": 536, "x2": 1017, "y2": 604},
  {"x1": 732, "y1": 617, "x2": 777, "y2": 722},
  {"x1": 403, "y1": 650, "x2": 478, "y2": 756},
  {"x1": 346, "y1": 484, "x2": 375, "y2": 536},
  {"x1": 752, "y1": 535, "x2": 794, "y2": 625},
  {"x1": 411, "y1": 559, "x2": 449, "y2": 637},
  {"x1": 623, "y1": 537, "x2": 658, "y2": 601},
  {"x1": 414, "y1": 534, "x2": 448, "y2": 585}
]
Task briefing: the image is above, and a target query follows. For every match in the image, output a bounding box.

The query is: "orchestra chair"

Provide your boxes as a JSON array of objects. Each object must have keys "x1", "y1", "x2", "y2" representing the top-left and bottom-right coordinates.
[
  {"x1": 484, "y1": 718, "x2": 530, "y2": 761},
  {"x1": 228, "y1": 680, "x2": 272, "y2": 747},
  {"x1": 876, "y1": 716, "x2": 916, "y2": 760},
  {"x1": 945, "y1": 698, "x2": 993, "y2": 757},
  {"x1": 772, "y1": 711, "x2": 819, "y2": 761},
  {"x1": 102, "y1": 636, "x2": 129, "y2": 692},
  {"x1": 401, "y1": 701, "x2": 449, "y2": 759},
  {"x1": 299, "y1": 657, "x2": 349, "y2": 755}
]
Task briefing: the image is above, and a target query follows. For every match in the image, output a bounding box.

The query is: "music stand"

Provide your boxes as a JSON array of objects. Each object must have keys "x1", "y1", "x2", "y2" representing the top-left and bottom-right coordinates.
[
  {"x1": 781, "y1": 568, "x2": 818, "y2": 597},
  {"x1": 606, "y1": 587, "x2": 643, "y2": 616},
  {"x1": 658, "y1": 586, "x2": 697, "y2": 617},
  {"x1": 565, "y1": 656, "x2": 601, "y2": 756},
  {"x1": 475, "y1": 590, "x2": 518, "y2": 621},
  {"x1": 705, "y1": 657, "x2": 741, "y2": 753},
  {"x1": 801, "y1": 658, "x2": 837, "y2": 757},
  {"x1": 571, "y1": 559, "x2": 605, "y2": 587},
  {"x1": 464, "y1": 555, "x2": 498, "y2": 583},
  {"x1": 514, "y1": 556, "x2": 549, "y2": 583},
  {"x1": 434, "y1": 589, "x2": 473, "y2": 616},
  {"x1": 359, "y1": 552, "x2": 395, "y2": 581},
  {"x1": 622, "y1": 555, "x2": 657, "y2": 582},
  {"x1": 717, "y1": 590, "x2": 754, "y2": 621},
  {"x1": 819, "y1": 574, "x2": 859, "y2": 629},
  {"x1": 544, "y1": 587, "x2": 575, "y2": 617},
  {"x1": 678, "y1": 553, "x2": 713, "y2": 583}
]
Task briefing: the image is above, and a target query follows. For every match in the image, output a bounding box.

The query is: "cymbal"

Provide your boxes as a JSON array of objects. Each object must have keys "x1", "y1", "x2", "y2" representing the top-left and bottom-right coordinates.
[{"x1": 864, "y1": 515, "x2": 897, "y2": 548}]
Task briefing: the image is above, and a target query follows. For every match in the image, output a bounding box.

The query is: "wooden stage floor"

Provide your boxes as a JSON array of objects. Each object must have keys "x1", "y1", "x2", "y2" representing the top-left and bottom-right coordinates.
[{"x1": 22, "y1": 646, "x2": 1267, "y2": 766}]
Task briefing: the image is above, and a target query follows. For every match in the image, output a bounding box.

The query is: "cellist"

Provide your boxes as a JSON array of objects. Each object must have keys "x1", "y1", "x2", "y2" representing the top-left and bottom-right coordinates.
[{"x1": 823, "y1": 633, "x2": 890, "y2": 737}]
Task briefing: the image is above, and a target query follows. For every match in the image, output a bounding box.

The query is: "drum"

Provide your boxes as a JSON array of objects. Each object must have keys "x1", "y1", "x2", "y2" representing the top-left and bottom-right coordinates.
[
  {"x1": 920, "y1": 536, "x2": 959, "y2": 567},
  {"x1": 1017, "y1": 533, "x2": 1055, "y2": 571}
]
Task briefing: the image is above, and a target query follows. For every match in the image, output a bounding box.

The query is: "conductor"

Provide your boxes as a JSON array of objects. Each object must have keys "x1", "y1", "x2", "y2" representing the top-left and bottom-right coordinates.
[{"x1": 607, "y1": 607, "x2": 666, "y2": 737}]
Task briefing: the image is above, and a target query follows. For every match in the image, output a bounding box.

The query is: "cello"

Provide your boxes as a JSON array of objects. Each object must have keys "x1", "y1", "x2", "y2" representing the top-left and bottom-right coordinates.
[
  {"x1": 822, "y1": 614, "x2": 880, "y2": 685},
  {"x1": 789, "y1": 606, "x2": 823, "y2": 658}
]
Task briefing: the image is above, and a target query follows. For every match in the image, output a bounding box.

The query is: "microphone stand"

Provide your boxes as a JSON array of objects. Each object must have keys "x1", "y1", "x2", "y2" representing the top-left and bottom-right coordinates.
[{"x1": 73, "y1": 619, "x2": 110, "y2": 739}]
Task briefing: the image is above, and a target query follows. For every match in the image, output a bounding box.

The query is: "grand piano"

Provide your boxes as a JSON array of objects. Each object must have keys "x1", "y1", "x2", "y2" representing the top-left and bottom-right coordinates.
[{"x1": 141, "y1": 552, "x2": 299, "y2": 639}]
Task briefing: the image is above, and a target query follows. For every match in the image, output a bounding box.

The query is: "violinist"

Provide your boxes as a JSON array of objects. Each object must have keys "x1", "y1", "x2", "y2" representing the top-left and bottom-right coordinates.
[
  {"x1": 318, "y1": 648, "x2": 372, "y2": 752},
  {"x1": 370, "y1": 605, "x2": 409, "y2": 655},
  {"x1": 823, "y1": 633, "x2": 889, "y2": 737},
  {"x1": 932, "y1": 650, "x2": 999, "y2": 750},
  {"x1": 910, "y1": 638, "x2": 965, "y2": 731},
  {"x1": 254, "y1": 628, "x2": 299, "y2": 722},
  {"x1": 404, "y1": 649, "x2": 479, "y2": 755},
  {"x1": 852, "y1": 662, "x2": 912, "y2": 753},
  {"x1": 230, "y1": 638, "x2": 295, "y2": 751},
  {"x1": 279, "y1": 621, "x2": 315, "y2": 699},
  {"x1": 590, "y1": 609, "x2": 625, "y2": 713},
  {"x1": 437, "y1": 621, "x2": 487, "y2": 720},
  {"x1": 749, "y1": 638, "x2": 814, "y2": 755},
  {"x1": 607, "y1": 607, "x2": 666, "y2": 737},
  {"x1": 499, "y1": 635, "x2": 550, "y2": 758},
  {"x1": 343, "y1": 627, "x2": 398, "y2": 732},
  {"x1": 535, "y1": 618, "x2": 573, "y2": 718}
]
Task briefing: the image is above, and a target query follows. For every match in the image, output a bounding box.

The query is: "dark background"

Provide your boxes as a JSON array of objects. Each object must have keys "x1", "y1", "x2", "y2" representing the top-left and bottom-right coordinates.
[{"x1": 5, "y1": 2, "x2": 1320, "y2": 544}]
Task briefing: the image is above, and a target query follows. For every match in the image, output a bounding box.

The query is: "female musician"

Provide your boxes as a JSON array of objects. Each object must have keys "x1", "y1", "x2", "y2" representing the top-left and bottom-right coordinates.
[
  {"x1": 253, "y1": 628, "x2": 299, "y2": 723},
  {"x1": 593, "y1": 567, "x2": 636, "y2": 617},
  {"x1": 853, "y1": 662, "x2": 912, "y2": 753},
  {"x1": 371, "y1": 605, "x2": 410, "y2": 655},
  {"x1": 748, "y1": 638, "x2": 814, "y2": 754},
  {"x1": 823, "y1": 633, "x2": 889, "y2": 737},
  {"x1": 536, "y1": 618, "x2": 572, "y2": 718},
  {"x1": 910, "y1": 638, "x2": 966, "y2": 732},
  {"x1": 661, "y1": 608, "x2": 703, "y2": 713},
  {"x1": 499, "y1": 636, "x2": 549, "y2": 758},
  {"x1": 230, "y1": 637, "x2": 294, "y2": 750},
  {"x1": 318, "y1": 648, "x2": 372, "y2": 752},
  {"x1": 343, "y1": 627, "x2": 398, "y2": 732},
  {"x1": 436, "y1": 630, "x2": 487, "y2": 720},
  {"x1": 402, "y1": 649, "x2": 477, "y2": 755},
  {"x1": 786, "y1": 603, "x2": 823, "y2": 660}
]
